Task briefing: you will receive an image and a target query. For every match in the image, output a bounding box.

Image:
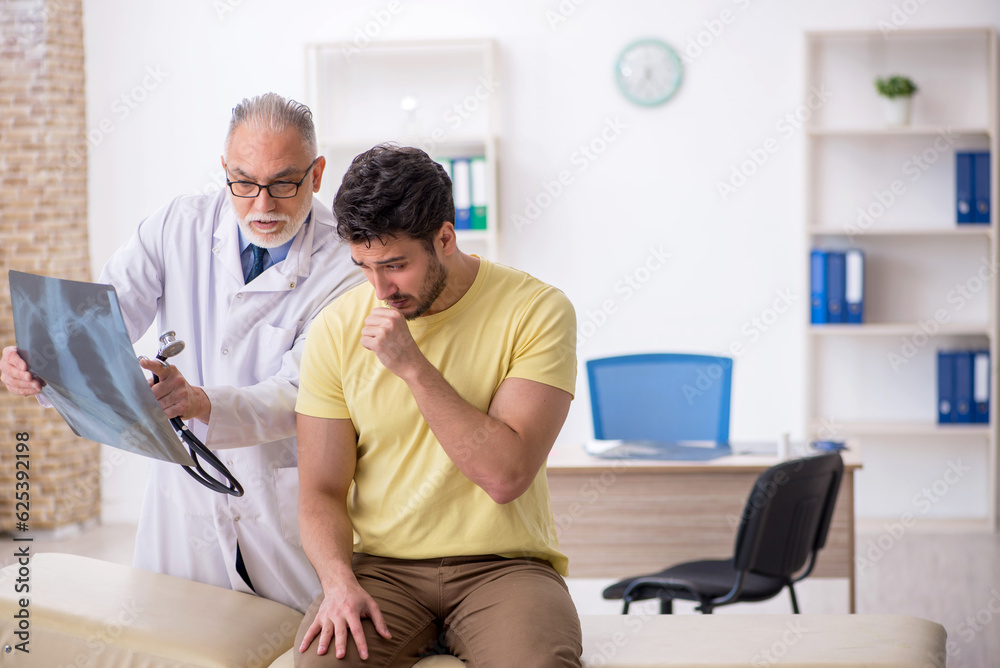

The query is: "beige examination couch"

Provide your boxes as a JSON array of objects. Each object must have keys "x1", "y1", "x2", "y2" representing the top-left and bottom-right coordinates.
[{"x1": 0, "y1": 553, "x2": 946, "y2": 667}]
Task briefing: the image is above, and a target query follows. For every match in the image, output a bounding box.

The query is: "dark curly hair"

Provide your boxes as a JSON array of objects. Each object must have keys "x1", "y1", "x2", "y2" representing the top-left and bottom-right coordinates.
[{"x1": 333, "y1": 144, "x2": 455, "y2": 251}]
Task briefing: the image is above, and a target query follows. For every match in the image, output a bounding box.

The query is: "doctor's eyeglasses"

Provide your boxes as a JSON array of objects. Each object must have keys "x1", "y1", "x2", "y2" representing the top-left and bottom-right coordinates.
[{"x1": 225, "y1": 157, "x2": 319, "y2": 199}]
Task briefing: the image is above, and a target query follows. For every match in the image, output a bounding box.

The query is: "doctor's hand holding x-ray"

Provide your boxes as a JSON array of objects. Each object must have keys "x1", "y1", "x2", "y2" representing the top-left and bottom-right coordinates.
[
  {"x1": 0, "y1": 92, "x2": 363, "y2": 614},
  {"x1": 137, "y1": 357, "x2": 212, "y2": 422},
  {"x1": 0, "y1": 346, "x2": 43, "y2": 396},
  {"x1": 1, "y1": 346, "x2": 209, "y2": 423}
]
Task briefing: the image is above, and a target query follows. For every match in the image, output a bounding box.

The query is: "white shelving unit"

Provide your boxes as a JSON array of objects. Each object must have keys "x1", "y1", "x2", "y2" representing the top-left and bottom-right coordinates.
[
  {"x1": 804, "y1": 28, "x2": 999, "y2": 530},
  {"x1": 305, "y1": 39, "x2": 501, "y2": 259}
]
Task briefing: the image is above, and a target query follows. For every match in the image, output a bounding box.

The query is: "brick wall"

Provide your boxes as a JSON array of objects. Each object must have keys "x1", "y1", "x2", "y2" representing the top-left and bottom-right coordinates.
[{"x1": 0, "y1": 0, "x2": 100, "y2": 531}]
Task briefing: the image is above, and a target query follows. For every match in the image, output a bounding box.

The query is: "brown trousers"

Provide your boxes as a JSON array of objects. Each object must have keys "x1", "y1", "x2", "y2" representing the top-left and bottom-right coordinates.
[{"x1": 295, "y1": 554, "x2": 583, "y2": 668}]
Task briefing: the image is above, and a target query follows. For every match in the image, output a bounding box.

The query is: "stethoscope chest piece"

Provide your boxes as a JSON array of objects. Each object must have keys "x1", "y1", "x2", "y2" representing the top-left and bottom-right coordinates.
[{"x1": 151, "y1": 330, "x2": 243, "y2": 497}]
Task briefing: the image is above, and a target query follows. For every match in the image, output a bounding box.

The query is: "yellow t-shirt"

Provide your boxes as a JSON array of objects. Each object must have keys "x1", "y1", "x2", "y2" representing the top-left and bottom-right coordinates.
[{"x1": 296, "y1": 258, "x2": 577, "y2": 573}]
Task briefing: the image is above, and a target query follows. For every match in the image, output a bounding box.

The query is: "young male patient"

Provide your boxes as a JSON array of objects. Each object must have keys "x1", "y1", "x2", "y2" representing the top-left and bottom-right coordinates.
[{"x1": 294, "y1": 144, "x2": 582, "y2": 667}]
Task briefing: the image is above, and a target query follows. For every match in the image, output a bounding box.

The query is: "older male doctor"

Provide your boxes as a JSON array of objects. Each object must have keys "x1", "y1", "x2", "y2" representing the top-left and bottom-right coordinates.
[{"x1": 0, "y1": 93, "x2": 360, "y2": 613}]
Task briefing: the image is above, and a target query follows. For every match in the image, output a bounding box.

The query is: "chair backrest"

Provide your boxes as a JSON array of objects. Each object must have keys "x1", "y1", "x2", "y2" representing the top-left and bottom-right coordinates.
[
  {"x1": 732, "y1": 452, "x2": 844, "y2": 579},
  {"x1": 586, "y1": 354, "x2": 732, "y2": 443}
]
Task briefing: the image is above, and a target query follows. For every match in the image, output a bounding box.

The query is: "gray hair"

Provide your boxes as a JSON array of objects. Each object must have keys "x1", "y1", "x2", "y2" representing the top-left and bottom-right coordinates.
[{"x1": 224, "y1": 92, "x2": 317, "y2": 159}]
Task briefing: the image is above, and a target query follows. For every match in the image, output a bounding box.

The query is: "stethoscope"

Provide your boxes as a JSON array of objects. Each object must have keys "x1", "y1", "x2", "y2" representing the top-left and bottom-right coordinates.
[{"x1": 147, "y1": 331, "x2": 244, "y2": 497}]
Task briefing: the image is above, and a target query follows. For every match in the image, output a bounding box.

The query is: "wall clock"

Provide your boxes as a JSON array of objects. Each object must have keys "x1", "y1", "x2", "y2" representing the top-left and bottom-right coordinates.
[{"x1": 615, "y1": 38, "x2": 684, "y2": 107}]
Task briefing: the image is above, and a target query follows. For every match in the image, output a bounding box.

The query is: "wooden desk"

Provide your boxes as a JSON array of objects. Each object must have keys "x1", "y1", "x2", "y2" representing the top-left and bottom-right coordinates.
[{"x1": 545, "y1": 443, "x2": 862, "y2": 612}]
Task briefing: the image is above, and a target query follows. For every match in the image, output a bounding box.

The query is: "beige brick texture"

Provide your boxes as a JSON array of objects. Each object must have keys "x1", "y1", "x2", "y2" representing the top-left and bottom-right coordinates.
[{"x1": 0, "y1": 0, "x2": 100, "y2": 532}]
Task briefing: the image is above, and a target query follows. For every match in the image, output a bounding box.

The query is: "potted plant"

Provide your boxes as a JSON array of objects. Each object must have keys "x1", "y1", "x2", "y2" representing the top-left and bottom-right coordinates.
[{"x1": 875, "y1": 75, "x2": 918, "y2": 126}]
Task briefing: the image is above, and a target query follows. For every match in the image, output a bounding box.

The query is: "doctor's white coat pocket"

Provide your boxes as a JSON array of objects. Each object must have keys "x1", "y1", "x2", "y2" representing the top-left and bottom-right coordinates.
[
  {"x1": 274, "y1": 466, "x2": 302, "y2": 547},
  {"x1": 247, "y1": 323, "x2": 297, "y2": 378}
]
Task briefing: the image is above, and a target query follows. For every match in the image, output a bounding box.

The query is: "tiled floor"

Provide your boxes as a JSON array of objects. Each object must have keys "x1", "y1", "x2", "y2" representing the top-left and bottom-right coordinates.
[{"x1": 5, "y1": 523, "x2": 998, "y2": 666}]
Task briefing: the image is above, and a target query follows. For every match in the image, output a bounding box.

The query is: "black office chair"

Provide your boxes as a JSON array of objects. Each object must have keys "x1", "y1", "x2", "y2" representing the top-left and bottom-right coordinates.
[{"x1": 603, "y1": 452, "x2": 844, "y2": 614}]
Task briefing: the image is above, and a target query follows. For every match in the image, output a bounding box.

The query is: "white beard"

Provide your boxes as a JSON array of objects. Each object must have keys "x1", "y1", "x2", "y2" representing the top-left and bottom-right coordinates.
[{"x1": 237, "y1": 197, "x2": 312, "y2": 248}]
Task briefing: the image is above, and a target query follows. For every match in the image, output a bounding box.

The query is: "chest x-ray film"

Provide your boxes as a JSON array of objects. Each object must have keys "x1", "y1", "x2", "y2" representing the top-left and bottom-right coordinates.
[{"x1": 9, "y1": 271, "x2": 194, "y2": 466}]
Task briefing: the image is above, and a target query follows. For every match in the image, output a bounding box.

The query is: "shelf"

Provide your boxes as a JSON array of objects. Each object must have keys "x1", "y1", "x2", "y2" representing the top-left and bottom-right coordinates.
[
  {"x1": 809, "y1": 323, "x2": 991, "y2": 337},
  {"x1": 808, "y1": 126, "x2": 991, "y2": 138},
  {"x1": 809, "y1": 421, "x2": 991, "y2": 437},
  {"x1": 307, "y1": 38, "x2": 493, "y2": 58},
  {"x1": 454, "y1": 229, "x2": 492, "y2": 242},
  {"x1": 805, "y1": 27, "x2": 998, "y2": 529},
  {"x1": 809, "y1": 226, "x2": 992, "y2": 238},
  {"x1": 806, "y1": 27, "x2": 996, "y2": 40},
  {"x1": 319, "y1": 136, "x2": 494, "y2": 153},
  {"x1": 306, "y1": 39, "x2": 499, "y2": 146},
  {"x1": 307, "y1": 39, "x2": 501, "y2": 259}
]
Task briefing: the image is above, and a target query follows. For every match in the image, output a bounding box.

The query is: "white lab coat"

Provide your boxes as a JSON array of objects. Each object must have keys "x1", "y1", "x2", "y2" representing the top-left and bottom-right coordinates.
[{"x1": 100, "y1": 190, "x2": 360, "y2": 612}]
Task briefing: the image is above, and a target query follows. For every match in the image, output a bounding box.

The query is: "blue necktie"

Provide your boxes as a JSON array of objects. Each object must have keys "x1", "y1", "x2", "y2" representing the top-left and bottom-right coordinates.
[
  {"x1": 246, "y1": 245, "x2": 268, "y2": 283},
  {"x1": 238, "y1": 246, "x2": 268, "y2": 588}
]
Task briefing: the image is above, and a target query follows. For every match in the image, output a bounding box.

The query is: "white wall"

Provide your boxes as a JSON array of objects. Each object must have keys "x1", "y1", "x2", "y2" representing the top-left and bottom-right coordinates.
[{"x1": 81, "y1": 0, "x2": 1000, "y2": 522}]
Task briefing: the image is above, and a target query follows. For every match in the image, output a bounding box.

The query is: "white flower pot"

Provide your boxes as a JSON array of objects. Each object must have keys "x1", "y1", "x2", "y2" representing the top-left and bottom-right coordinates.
[{"x1": 881, "y1": 96, "x2": 912, "y2": 126}]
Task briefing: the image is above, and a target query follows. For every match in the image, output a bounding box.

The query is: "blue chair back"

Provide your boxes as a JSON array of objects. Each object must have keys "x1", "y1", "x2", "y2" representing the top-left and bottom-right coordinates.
[{"x1": 586, "y1": 353, "x2": 733, "y2": 443}]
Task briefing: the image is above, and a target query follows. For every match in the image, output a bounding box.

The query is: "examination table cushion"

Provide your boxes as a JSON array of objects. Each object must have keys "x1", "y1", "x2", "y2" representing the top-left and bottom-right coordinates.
[
  {"x1": 0, "y1": 553, "x2": 946, "y2": 667},
  {"x1": 0, "y1": 552, "x2": 302, "y2": 667}
]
